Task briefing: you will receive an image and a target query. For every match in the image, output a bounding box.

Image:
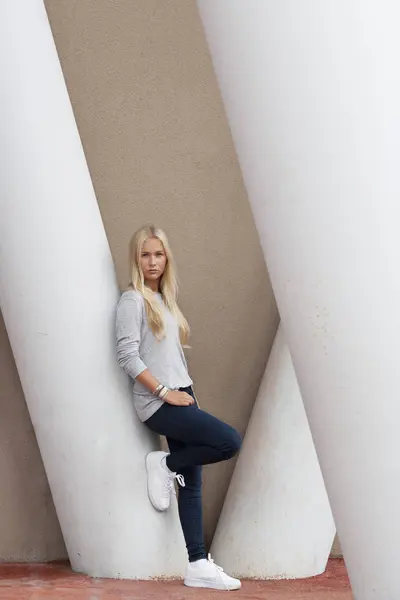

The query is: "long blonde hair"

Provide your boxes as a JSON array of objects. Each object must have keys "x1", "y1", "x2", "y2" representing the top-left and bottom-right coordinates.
[{"x1": 128, "y1": 225, "x2": 190, "y2": 345}]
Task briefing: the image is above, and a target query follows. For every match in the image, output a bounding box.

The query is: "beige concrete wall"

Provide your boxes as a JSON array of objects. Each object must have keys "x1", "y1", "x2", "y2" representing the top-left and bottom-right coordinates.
[
  {"x1": 0, "y1": 0, "x2": 278, "y2": 559},
  {"x1": 331, "y1": 535, "x2": 343, "y2": 558}
]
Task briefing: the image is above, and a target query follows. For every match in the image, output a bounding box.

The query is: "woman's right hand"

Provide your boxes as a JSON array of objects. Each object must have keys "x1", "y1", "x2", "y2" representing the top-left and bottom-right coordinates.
[{"x1": 165, "y1": 390, "x2": 195, "y2": 406}]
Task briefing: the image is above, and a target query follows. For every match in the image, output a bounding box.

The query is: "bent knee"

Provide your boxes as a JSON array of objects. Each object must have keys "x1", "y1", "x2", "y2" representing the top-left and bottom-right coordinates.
[{"x1": 221, "y1": 427, "x2": 242, "y2": 460}]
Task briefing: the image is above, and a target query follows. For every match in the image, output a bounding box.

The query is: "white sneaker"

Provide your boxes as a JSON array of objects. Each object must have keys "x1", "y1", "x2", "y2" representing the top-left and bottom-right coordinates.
[
  {"x1": 145, "y1": 451, "x2": 185, "y2": 511},
  {"x1": 184, "y1": 554, "x2": 241, "y2": 591}
]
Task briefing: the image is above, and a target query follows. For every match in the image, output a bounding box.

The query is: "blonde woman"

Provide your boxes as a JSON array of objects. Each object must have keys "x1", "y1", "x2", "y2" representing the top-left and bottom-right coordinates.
[{"x1": 116, "y1": 225, "x2": 241, "y2": 591}]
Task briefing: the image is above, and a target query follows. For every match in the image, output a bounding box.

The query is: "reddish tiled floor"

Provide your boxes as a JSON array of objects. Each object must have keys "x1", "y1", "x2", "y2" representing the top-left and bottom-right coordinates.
[{"x1": 0, "y1": 559, "x2": 351, "y2": 599}]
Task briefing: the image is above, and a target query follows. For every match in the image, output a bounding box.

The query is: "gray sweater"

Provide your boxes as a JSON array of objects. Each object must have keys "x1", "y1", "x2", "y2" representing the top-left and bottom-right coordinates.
[{"x1": 116, "y1": 289, "x2": 192, "y2": 421}]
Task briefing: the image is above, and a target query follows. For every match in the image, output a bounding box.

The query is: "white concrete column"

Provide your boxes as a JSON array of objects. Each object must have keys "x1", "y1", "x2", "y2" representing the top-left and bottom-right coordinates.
[
  {"x1": 197, "y1": 2, "x2": 400, "y2": 598},
  {"x1": 0, "y1": 0, "x2": 186, "y2": 579},
  {"x1": 211, "y1": 325, "x2": 335, "y2": 579}
]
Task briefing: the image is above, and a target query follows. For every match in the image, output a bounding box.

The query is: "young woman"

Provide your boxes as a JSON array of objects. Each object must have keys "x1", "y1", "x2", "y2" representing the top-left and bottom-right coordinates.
[{"x1": 116, "y1": 225, "x2": 242, "y2": 590}]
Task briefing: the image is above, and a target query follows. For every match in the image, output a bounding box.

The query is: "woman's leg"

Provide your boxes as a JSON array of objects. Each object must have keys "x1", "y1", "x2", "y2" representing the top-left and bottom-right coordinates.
[
  {"x1": 167, "y1": 436, "x2": 206, "y2": 563},
  {"x1": 143, "y1": 394, "x2": 242, "y2": 589},
  {"x1": 145, "y1": 403, "x2": 242, "y2": 473}
]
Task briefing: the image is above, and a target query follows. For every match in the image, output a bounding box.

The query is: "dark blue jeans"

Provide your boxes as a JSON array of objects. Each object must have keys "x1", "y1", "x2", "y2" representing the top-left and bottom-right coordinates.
[{"x1": 144, "y1": 386, "x2": 242, "y2": 562}]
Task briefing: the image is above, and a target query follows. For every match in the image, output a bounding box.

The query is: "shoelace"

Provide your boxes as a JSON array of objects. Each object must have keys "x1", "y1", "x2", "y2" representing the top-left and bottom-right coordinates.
[
  {"x1": 207, "y1": 554, "x2": 230, "y2": 592},
  {"x1": 163, "y1": 473, "x2": 185, "y2": 498}
]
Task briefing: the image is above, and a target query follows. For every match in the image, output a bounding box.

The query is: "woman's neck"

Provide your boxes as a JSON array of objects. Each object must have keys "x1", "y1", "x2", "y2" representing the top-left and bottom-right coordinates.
[{"x1": 145, "y1": 281, "x2": 160, "y2": 293}]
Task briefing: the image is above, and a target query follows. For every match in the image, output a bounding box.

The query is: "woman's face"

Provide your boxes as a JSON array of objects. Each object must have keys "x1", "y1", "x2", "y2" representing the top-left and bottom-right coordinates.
[{"x1": 140, "y1": 237, "x2": 167, "y2": 287}]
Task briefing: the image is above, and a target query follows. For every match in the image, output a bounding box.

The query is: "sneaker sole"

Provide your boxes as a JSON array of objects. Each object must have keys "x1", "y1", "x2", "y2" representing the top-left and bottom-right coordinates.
[
  {"x1": 145, "y1": 454, "x2": 169, "y2": 512},
  {"x1": 184, "y1": 577, "x2": 241, "y2": 591}
]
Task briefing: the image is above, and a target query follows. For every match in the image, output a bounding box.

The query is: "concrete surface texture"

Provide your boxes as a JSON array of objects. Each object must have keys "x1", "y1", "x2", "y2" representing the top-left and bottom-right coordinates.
[
  {"x1": 211, "y1": 325, "x2": 335, "y2": 578},
  {"x1": 197, "y1": 1, "x2": 400, "y2": 598},
  {"x1": 0, "y1": 560, "x2": 351, "y2": 600},
  {"x1": 0, "y1": 313, "x2": 66, "y2": 563}
]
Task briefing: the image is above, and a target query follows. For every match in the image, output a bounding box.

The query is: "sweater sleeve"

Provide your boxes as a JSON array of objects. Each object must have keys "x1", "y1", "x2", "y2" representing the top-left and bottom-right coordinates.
[{"x1": 116, "y1": 294, "x2": 147, "y2": 379}]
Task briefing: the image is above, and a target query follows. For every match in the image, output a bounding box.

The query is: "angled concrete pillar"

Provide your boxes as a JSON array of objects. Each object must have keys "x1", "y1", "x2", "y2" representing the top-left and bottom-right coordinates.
[
  {"x1": 0, "y1": 0, "x2": 186, "y2": 579},
  {"x1": 198, "y1": 2, "x2": 400, "y2": 598},
  {"x1": 211, "y1": 325, "x2": 335, "y2": 578}
]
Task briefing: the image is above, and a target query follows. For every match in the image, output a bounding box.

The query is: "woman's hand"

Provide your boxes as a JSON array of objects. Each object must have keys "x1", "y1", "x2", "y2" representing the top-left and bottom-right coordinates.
[{"x1": 165, "y1": 390, "x2": 195, "y2": 406}]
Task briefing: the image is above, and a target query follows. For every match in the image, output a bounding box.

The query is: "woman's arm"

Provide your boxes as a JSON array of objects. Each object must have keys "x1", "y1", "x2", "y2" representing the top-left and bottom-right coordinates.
[
  {"x1": 116, "y1": 295, "x2": 193, "y2": 406},
  {"x1": 116, "y1": 295, "x2": 147, "y2": 380},
  {"x1": 136, "y1": 370, "x2": 193, "y2": 406}
]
